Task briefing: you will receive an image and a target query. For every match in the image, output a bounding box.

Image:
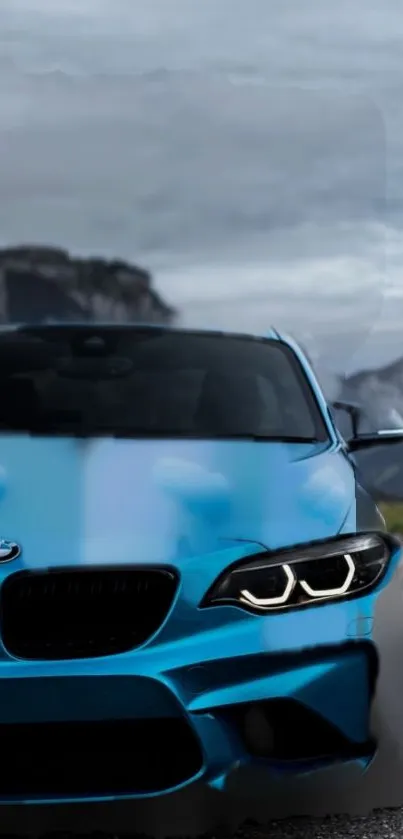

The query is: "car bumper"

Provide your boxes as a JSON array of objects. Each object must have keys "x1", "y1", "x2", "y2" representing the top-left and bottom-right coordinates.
[
  {"x1": 0, "y1": 535, "x2": 398, "y2": 805},
  {"x1": 0, "y1": 597, "x2": 388, "y2": 804}
]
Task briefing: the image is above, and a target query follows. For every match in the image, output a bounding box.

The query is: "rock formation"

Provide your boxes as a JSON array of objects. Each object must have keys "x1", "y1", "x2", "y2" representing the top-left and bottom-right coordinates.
[{"x1": 0, "y1": 245, "x2": 175, "y2": 325}]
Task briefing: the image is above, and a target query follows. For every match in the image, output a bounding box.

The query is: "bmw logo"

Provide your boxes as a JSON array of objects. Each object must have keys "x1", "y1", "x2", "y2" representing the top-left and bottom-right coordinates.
[{"x1": 0, "y1": 540, "x2": 21, "y2": 562}]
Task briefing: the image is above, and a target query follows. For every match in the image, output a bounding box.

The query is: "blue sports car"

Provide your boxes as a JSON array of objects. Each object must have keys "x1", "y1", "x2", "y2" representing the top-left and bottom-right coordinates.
[{"x1": 0, "y1": 321, "x2": 400, "y2": 804}]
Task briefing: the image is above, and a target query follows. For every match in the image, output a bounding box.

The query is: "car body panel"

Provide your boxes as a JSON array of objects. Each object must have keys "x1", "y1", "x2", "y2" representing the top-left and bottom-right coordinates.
[
  {"x1": 0, "y1": 323, "x2": 397, "y2": 803},
  {"x1": 0, "y1": 435, "x2": 355, "y2": 569}
]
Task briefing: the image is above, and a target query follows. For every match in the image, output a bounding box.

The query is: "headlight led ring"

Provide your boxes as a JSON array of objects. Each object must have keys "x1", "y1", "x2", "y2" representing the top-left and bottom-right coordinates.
[
  {"x1": 298, "y1": 552, "x2": 355, "y2": 598},
  {"x1": 240, "y1": 563, "x2": 296, "y2": 607}
]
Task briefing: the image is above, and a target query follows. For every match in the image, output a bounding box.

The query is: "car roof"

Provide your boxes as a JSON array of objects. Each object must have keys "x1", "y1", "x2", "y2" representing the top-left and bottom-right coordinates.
[{"x1": 0, "y1": 321, "x2": 285, "y2": 340}]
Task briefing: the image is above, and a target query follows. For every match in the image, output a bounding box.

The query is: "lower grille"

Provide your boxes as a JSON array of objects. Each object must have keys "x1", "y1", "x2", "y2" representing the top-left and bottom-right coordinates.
[
  {"x1": 0, "y1": 718, "x2": 203, "y2": 798},
  {"x1": 0, "y1": 566, "x2": 178, "y2": 660}
]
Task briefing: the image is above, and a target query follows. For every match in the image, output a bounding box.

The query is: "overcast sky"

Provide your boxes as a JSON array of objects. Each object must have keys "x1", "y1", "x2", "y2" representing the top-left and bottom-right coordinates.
[{"x1": 0, "y1": 0, "x2": 402, "y2": 373}]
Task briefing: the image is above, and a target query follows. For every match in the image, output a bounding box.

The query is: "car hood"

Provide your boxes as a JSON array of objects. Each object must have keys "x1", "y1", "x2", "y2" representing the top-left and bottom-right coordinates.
[{"x1": 0, "y1": 435, "x2": 355, "y2": 568}]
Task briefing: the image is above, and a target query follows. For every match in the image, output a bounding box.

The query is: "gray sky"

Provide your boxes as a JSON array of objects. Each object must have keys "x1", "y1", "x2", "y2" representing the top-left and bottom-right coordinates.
[{"x1": 0, "y1": 0, "x2": 402, "y2": 373}]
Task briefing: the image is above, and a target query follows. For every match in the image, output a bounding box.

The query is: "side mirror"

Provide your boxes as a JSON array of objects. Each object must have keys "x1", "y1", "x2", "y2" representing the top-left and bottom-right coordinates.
[
  {"x1": 332, "y1": 400, "x2": 363, "y2": 438},
  {"x1": 333, "y1": 401, "x2": 403, "y2": 501},
  {"x1": 347, "y1": 431, "x2": 403, "y2": 502},
  {"x1": 348, "y1": 429, "x2": 403, "y2": 452},
  {"x1": 332, "y1": 400, "x2": 403, "y2": 450}
]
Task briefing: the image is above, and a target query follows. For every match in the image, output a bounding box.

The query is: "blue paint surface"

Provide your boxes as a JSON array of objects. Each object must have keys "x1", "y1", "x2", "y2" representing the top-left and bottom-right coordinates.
[{"x1": 0, "y1": 330, "x2": 397, "y2": 804}]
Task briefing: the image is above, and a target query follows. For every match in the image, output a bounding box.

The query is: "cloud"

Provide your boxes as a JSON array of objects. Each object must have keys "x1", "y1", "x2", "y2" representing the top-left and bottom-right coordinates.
[{"x1": 0, "y1": 0, "x2": 400, "y2": 374}]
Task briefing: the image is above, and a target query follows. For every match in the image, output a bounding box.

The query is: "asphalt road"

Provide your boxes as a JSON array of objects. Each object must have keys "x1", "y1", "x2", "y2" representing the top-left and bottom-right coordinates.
[{"x1": 1, "y1": 560, "x2": 403, "y2": 838}]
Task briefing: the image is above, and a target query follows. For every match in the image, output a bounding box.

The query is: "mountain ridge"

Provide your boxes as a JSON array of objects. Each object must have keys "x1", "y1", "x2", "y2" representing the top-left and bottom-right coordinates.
[{"x1": 0, "y1": 244, "x2": 175, "y2": 326}]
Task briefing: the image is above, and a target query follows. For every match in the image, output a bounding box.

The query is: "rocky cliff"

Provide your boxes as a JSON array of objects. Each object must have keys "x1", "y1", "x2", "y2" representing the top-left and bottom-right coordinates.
[{"x1": 0, "y1": 245, "x2": 175, "y2": 325}]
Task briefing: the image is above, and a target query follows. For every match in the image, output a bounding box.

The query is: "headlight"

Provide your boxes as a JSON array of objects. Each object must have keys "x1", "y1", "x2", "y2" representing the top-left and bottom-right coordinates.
[{"x1": 201, "y1": 533, "x2": 393, "y2": 613}]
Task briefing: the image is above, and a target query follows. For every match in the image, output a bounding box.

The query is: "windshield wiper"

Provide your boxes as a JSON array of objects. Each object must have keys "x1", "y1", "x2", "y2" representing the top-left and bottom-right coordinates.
[
  {"x1": 0, "y1": 425, "x2": 323, "y2": 442},
  {"x1": 245, "y1": 434, "x2": 321, "y2": 443},
  {"x1": 102, "y1": 430, "x2": 323, "y2": 442}
]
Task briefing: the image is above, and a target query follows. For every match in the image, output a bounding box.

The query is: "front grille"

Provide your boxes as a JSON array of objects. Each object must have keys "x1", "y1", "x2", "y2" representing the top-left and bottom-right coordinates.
[
  {"x1": 0, "y1": 566, "x2": 178, "y2": 660},
  {"x1": 0, "y1": 718, "x2": 203, "y2": 798}
]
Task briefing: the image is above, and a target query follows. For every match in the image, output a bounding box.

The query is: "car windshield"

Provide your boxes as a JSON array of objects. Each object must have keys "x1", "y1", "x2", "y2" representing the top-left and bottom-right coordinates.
[{"x1": 0, "y1": 326, "x2": 329, "y2": 441}]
